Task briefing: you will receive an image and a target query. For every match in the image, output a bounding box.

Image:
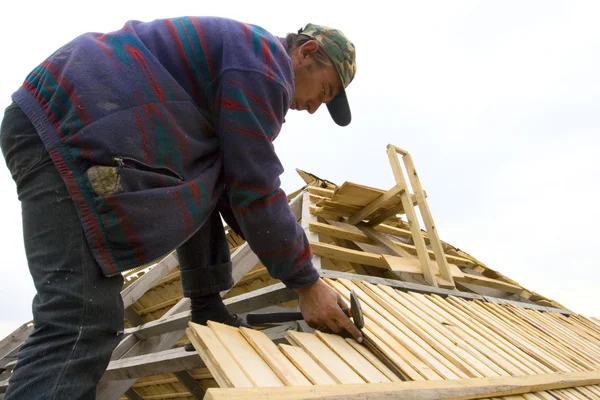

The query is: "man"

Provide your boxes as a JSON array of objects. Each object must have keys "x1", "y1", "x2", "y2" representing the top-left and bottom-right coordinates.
[{"x1": 0, "y1": 16, "x2": 360, "y2": 399}]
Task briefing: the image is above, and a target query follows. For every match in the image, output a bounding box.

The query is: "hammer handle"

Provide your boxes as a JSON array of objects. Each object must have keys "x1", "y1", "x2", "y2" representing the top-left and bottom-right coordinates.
[{"x1": 246, "y1": 308, "x2": 349, "y2": 325}]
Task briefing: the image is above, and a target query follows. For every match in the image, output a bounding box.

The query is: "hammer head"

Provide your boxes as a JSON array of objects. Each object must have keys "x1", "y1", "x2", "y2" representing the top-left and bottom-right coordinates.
[{"x1": 349, "y1": 289, "x2": 364, "y2": 330}]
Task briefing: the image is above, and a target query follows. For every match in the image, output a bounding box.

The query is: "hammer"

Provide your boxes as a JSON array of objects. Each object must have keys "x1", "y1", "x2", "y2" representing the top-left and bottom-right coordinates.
[{"x1": 246, "y1": 289, "x2": 365, "y2": 332}]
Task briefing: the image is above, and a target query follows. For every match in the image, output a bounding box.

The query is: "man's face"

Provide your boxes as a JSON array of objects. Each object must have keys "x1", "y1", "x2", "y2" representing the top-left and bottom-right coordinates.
[{"x1": 290, "y1": 40, "x2": 343, "y2": 115}]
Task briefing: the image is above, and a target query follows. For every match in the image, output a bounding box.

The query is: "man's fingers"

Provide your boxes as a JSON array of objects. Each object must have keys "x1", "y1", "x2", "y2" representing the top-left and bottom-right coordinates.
[
  {"x1": 344, "y1": 318, "x2": 363, "y2": 343},
  {"x1": 335, "y1": 309, "x2": 363, "y2": 343},
  {"x1": 336, "y1": 293, "x2": 349, "y2": 310}
]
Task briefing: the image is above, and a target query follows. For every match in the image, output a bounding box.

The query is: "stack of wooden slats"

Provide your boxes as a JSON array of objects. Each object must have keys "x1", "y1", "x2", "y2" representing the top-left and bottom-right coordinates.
[{"x1": 188, "y1": 278, "x2": 600, "y2": 400}]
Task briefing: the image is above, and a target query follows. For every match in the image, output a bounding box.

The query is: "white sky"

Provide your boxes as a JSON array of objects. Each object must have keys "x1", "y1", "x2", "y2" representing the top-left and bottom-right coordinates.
[{"x1": 1, "y1": 0, "x2": 599, "y2": 339}]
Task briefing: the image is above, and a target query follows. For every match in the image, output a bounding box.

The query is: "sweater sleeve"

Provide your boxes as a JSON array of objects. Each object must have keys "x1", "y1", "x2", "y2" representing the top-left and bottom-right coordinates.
[{"x1": 212, "y1": 68, "x2": 319, "y2": 288}]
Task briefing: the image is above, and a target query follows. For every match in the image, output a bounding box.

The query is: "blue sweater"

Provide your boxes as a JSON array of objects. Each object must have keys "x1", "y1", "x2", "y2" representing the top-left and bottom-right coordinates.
[{"x1": 11, "y1": 16, "x2": 319, "y2": 288}]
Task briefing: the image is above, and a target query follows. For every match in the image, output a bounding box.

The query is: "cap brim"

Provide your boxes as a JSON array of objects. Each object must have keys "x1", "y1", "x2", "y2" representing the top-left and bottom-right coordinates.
[{"x1": 327, "y1": 88, "x2": 351, "y2": 127}]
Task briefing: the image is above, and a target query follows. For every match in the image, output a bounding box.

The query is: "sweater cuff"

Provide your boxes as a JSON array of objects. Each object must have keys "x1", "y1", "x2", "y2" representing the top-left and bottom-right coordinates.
[{"x1": 280, "y1": 263, "x2": 320, "y2": 289}]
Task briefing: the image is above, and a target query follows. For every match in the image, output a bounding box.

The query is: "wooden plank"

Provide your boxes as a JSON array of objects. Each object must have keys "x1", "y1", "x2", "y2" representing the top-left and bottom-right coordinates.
[
  {"x1": 385, "y1": 146, "x2": 437, "y2": 287},
  {"x1": 203, "y1": 370, "x2": 600, "y2": 400},
  {"x1": 484, "y1": 297, "x2": 573, "y2": 315},
  {"x1": 103, "y1": 347, "x2": 203, "y2": 381},
  {"x1": 124, "y1": 308, "x2": 146, "y2": 326},
  {"x1": 208, "y1": 322, "x2": 283, "y2": 387},
  {"x1": 121, "y1": 253, "x2": 179, "y2": 309},
  {"x1": 0, "y1": 322, "x2": 33, "y2": 362},
  {"x1": 173, "y1": 371, "x2": 205, "y2": 399},
  {"x1": 286, "y1": 331, "x2": 364, "y2": 384},
  {"x1": 187, "y1": 322, "x2": 253, "y2": 388},
  {"x1": 448, "y1": 297, "x2": 573, "y2": 373},
  {"x1": 309, "y1": 221, "x2": 376, "y2": 245},
  {"x1": 307, "y1": 186, "x2": 334, "y2": 198},
  {"x1": 186, "y1": 326, "x2": 230, "y2": 388},
  {"x1": 374, "y1": 223, "x2": 414, "y2": 241},
  {"x1": 123, "y1": 285, "x2": 295, "y2": 341},
  {"x1": 330, "y1": 182, "x2": 387, "y2": 207},
  {"x1": 392, "y1": 294, "x2": 511, "y2": 379},
  {"x1": 0, "y1": 322, "x2": 33, "y2": 372},
  {"x1": 278, "y1": 344, "x2": 335, "y2": 385},
  {"x1": 335, "y1": 278, "x2": 467, "y2": 379},
  {"x1": 379, "y1": 287, "x2": 513, "y2": 377},
  {"x1": 302, "y1": 191, "x2": 321, "y2": 269},
  {"x1": 366, "y1": 202, "x2": 406, "y2": 227},
  {"x1": 358, "y1": 223, "x2": 415, "y2": 259},
  {"x1": 124, "y1": 388, "x2": 143, "y2": 400},
  {"x1": 224, "y1": 283, "x2": 296, "y2": 315},
  {"x1": 426, "y1": 294, "x2": 552, "y2": 375},
  {"x1": 510, "y1": 308, "x2": 600, "y2": 365},
  {"x1": 315, "y1": 199, "x2": 363, "y2": 213},
  {"x1": 481, "y1": 303, "x2": 593, "y2": 372},
  {"x1": 347, "y1": 185, "x2": 404, "y2": 225},
  {"x1": 481, "y1": 302, "x2": 596, "y2": 371},
  {"x1": 344, "y1": 338, "x2": 402, "y2": 382},
  {"x1": 324, "y1": 278, "x2": 444, "y2": 380},
  {"x1": 320, "y1": 269, "x2": 574, "y2": 314},
  {"x1": 357, "y1": 281, "x2": 490, "y2": 378},
  {"x1": 314, "y1": 331, "x2": 391, "y2": 383},
  {"x1": 309, "y1": 205, "x2": 348, "y2": 220},
  {"x1": 239, "y1": 327, "x2": 311, "y2": 387},
  {"x1": 455, "y1": 274, "x2": 523, "y2": 294},
  {"x1": 396, "y1": 147, "x2": 454, "y2": 285},
  {"x1": 401, "y1": 291, "x2": 536, "y2": 376},
  {"x1": 310, "y1": 241, "x2": 387, "y2": 268}
]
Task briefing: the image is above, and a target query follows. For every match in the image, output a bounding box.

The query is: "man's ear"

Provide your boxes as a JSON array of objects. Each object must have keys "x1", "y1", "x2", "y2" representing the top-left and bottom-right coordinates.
[{"x1": 300, "y1": 40, "x2": 319, "y2": 59}]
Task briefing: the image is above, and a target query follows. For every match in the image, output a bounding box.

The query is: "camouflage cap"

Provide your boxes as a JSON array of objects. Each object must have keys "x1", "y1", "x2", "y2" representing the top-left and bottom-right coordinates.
[{"x1": 298, "y1": 23, "x2": 356, "y2": 126}]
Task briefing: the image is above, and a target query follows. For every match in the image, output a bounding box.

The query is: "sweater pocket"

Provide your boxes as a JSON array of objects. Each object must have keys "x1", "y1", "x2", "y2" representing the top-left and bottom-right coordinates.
[{"x1": 86, "y1": 156, "x2": 184, "y2": 197}]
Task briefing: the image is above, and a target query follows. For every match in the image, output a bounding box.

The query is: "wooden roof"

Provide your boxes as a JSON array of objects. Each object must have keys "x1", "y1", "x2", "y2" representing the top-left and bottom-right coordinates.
[{"x1": 1, "y1": 144, "x2": 598, "y2": 400}]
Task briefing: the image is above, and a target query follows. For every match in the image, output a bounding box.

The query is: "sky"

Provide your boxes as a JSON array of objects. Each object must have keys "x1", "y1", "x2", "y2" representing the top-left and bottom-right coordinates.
[{"x1": 0, "y1": 1, "x2": 599, "y2": 340}]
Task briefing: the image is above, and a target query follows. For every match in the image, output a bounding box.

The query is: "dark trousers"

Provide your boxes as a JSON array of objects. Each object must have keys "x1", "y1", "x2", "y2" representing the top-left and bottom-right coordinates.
[{"x1": 0, "y1": 103, "x2": 232, "y2": 399}]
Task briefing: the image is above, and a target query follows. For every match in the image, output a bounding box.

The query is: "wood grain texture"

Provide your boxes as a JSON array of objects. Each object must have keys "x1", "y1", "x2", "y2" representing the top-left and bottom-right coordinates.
[{"x1": 204, "y1": 371, "x2": 600, "y2": 400}]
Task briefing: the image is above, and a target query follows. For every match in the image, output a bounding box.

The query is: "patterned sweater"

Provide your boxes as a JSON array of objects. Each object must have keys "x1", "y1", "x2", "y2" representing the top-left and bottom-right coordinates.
[{"x1": 11, "y1": 16, "x2": 319, "y2": 288}]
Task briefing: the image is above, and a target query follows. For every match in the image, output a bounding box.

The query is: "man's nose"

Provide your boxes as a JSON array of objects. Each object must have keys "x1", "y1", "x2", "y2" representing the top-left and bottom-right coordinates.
[{"x1": 307, "y1": 101, "x2": 322, "y2": 114}]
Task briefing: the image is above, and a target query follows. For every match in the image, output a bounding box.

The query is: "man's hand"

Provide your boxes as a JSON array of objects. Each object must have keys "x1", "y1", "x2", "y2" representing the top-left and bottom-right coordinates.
[{"x1": 295, "y1": 279, "x2": 363, "y2": 343}]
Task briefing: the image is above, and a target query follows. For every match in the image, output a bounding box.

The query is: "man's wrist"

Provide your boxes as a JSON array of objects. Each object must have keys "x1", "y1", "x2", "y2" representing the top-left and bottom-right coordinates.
[
  {"x1": 293, "y1": 277, "x2": 321, "y2": 295},
  {"x1": 281, "y1": 263, "x2": 320, "y2": 290}
]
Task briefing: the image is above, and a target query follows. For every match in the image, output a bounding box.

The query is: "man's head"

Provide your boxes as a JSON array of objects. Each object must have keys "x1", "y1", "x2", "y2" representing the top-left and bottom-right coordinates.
[{"x1": 286, "y1": 24, "x2": 356, "y2": 126}]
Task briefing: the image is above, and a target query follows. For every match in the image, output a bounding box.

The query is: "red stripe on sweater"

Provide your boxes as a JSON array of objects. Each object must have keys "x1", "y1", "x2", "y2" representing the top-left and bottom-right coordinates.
[
  {"x1": 42, "y1": 60, "x2": 92, "y2": 126},
  {"x1": 174, "y1": 191, "x2": 193, "y2": 235},
  {"x1": 48, "y1": 148, "x2": 119, "y2": 273},
  {"x1": 261, "y1": 37, "x2": 274, "y2": 80},
  {"x1": 241, "y1": 23, "x2": 251, "y2": 50},
  {"x1": 123, "y1": 45, "x2": 165, "y2": 102},
  {"x1": 189, "y1": 18, "x2": 215, "y2": 80},
  {"x1": 232, "y1": 189, "x2": 286, "y2": 214},
  {"x1": 177, "y1": 18, "x2": 206, "y2": 94},
  {"x1": 95, "y1": 35, "x2": 121, "y2": 70},
  {"x1": 227, "y1": 79, "x2": 278, "y2": 123},
  {"x1": 164, "y1": 19, "x2": 201, "y2": 104},
  {"x1": 163, "y1": 108, "x2": 188, "y2": 166},
  {"x1": 133, "y1": 108, "x2": 151, "y2": 163},
  {"x1": 103, "y1": 196, "x2": 147, "y2": 266}
]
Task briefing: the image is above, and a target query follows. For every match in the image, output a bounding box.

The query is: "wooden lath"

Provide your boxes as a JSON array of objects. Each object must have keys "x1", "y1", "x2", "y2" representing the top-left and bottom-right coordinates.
[
  {"x1": 182, "y1": 277, "x2": 600, "y2": 400},
  {"x1": 299, "y1": 144, "x2": 567, "y2": 305},
  {"x1": 306, "y1": 144, "x2": 455, "y2": 289}
]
